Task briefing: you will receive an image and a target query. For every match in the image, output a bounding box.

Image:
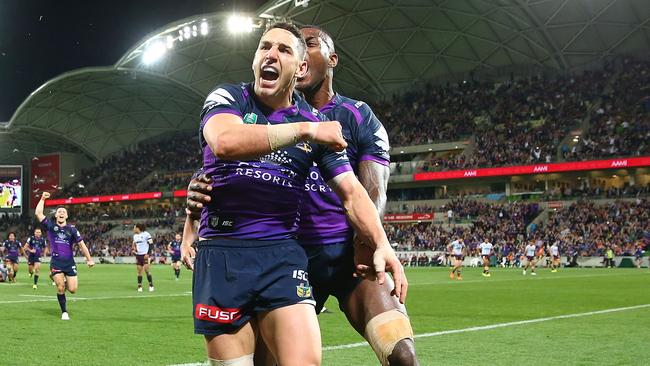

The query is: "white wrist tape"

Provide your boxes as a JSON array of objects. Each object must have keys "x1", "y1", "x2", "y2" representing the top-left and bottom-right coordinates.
[{"x1": 267, "y1": 123, "x2": 299, "y2": 151}]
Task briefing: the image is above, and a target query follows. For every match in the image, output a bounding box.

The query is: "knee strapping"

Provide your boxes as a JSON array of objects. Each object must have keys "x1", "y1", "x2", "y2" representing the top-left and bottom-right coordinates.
[
  {"x1": 365, "y1": 310, "x2": 414, "y2": 366},
  {"x1": 208, "y1": 354, "x2": 254, "y2": 366}
]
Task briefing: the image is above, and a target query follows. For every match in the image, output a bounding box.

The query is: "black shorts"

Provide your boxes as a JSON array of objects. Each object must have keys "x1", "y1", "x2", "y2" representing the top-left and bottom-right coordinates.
[
  {"x1": 482, "y1": 255, "x2": 491, "y2": 261},
  {"x1": 135, "y1": 254, "x2": 148, "y2": 266},
  {"x1": 5, "y1": 256, "x2": 19, "y2": 264},
  {"x1": 171, "y1": 255, "x2": 181, "y2": 262},
  {"x1": 454, "y1": 255, "x2": 464, "y2": 260},
  {"x1": 50, "y1": 258, "x2": 77, "y2": 277},
  {"x1": 527, "y1": 256, "x2": 535, "y2": 262},
  {"x1": 192, "y1": 238, "x2": 314, "y2": 336},
  {"x1": 302, "y1": 242, "x2": 362, "y2": 314},
  {"x1": 552, "y1": 255, "x2": 560, "y2": 260},
  {"x1": 28, "y1": 254, "x2": 41, "y2": 264}
]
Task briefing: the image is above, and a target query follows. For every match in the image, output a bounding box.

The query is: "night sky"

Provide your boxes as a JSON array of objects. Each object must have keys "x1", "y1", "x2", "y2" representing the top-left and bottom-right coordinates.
[{"x1": 0, "y1": 0, "x2": 267, "y2": 121}]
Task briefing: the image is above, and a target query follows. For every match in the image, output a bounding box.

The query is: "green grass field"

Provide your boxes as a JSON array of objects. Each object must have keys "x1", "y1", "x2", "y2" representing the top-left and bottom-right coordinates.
[{"x1": 1, "y1": 265, "x2": 648, "y2": 365}]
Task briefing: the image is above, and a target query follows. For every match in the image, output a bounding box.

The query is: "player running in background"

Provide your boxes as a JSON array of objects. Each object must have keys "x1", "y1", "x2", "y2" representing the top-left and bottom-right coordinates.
[
  {"x1": 2, "y1": 232, "x2": 22, "y2": 282},
  {"x1": 167, "y1": 233, "x2": 182, "y2": 280},
  {"x1": 549, "y1": 241, "x2": 561, "y2": 273},
  {"x1": 35, "y1": 192, "x2": 94, "y2": 320},
  {"x1": 183, "y1": 22, "x2": 404, "y2": 366},
  {"x1": 132, "y1": 224, "x2": 154, "y2": 292},
  {"x1": 186, "y1": 25, "x2": 417, "y2": 365},
  {"x1": 24, "y1": 228, "x2": 48, "y2": 289},
  {"x1": 523, "y1": 241, "x2": 537, "y2": 275},
  {"x1": 447, "y1": 237, "x2": 465, "y2": 280},
  {"x1": 479, "y1": 238, "x2": 493, "y2": 277}
]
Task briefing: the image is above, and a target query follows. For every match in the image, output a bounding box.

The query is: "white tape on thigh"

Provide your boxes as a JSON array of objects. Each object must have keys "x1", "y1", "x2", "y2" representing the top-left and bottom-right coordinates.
[
  {"x1": 365, "y1": 310, "x2": 414, "y2": 366},
  {"x1": 208, "y1": 354, "x2": 254, "y2": 366}
]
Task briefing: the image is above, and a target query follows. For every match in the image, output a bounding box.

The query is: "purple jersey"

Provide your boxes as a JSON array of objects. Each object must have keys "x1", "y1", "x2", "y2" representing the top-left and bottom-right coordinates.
[
  {"x1": 298, "y1": 94, "x2": 390, "y2": 245},
  {"x1": 2, "y1": 240, "x2": 22, "y2": 258},
  {"x1": 199, "y1": 83, "x2": 352, "y2": 240},
  {"x1": 41, "y1": 218, "x2": 82, "y2": 260},
  {"x1": 26, "y1": 236, "x2": 47, "y2": 257},
  {"x1": 169, "y1": 240, "x2": 181, "y2": 256}
]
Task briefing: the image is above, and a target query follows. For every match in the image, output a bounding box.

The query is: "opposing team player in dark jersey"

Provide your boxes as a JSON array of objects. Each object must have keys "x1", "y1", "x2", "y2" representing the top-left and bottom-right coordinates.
[
  {"x1": 167, "y1": 233, "x2": 182, "y2": 280},
  {"x1": 183, "y1": 22, "x2": 405, "y2": 366},
  {"x1": 24, "y1": 228, "x2": 48, "y2": 289},
  {"x1": 35, "y1": 192, "x2": 94, "y2": 320},
  {"x1": 187, "y1": 25, "x2": 417, "y2": 366},
  {"x1": 2, "y1": 232, "x2": 22, "y2": 283}
]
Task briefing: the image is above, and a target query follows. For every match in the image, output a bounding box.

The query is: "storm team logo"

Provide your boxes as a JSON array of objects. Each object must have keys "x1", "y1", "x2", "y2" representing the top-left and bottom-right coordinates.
[{"x1": 296, "y1": 283, "x2": 312, "y2": 298}]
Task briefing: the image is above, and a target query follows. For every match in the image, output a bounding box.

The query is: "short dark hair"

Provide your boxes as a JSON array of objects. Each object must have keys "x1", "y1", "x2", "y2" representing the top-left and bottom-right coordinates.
[
  {"x1": 7, "y1": 232, "x2": 16, "y2": 238},
  {"x1": 135, "y1": 223, "x2": 145, "y2": 231},
  {"x1": 265, "y1": 22, "x2": 307, "y2": 59},
  {"x1": 55, "y1": 205, "x2": 67, "y2": 212},
  {"x1": 299, "y1": 24, "x2": 336, "y2": 53}
]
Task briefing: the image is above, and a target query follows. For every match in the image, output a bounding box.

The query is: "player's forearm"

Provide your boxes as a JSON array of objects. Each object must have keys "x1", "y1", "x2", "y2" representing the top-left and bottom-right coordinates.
[
  {"x1": 35, "y1": 198, "x2": 46, "y2": 221},
  {"x1": 358, "y1": 161, "x2": 389, "y2": 217},
  {"x1": 205, "y1": 119, "x2": 316, "y2": 160},
  {"x1": 182, "y1": 215, "x2": 198, "y2": 248},
  {"x1": 79, "y1": 242, "x2": 92, "y2": 261},
  {"x1": 332, "y1": 174, "x2": 390, "y2": 249}
]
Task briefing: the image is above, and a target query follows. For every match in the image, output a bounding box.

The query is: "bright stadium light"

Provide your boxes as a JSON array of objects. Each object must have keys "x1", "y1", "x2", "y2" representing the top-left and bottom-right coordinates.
[
  {"x1": 142, "y1": 40, "x2": 166, "y2": 65},
  {"x1": 227, "y1": 15, "x2": 253, "y2": 34},
  {"x1": 200, "y1": 21, "x2": 209, "y2": 36},
  {"x1": 166, "y1": 35, "x2": 174, "y2": 49},
  {"x1": 183, "y1": 26, "x2": 191, "y2": 39}
]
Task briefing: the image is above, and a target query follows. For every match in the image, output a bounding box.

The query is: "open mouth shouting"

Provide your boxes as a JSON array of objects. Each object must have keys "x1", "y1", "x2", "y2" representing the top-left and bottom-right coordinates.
[{"x1": 259, "y1": 64, "x2": 280, "y2": 88}]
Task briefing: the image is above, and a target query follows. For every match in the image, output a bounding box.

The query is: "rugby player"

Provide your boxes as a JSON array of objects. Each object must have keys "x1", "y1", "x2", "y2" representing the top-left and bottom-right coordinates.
[
  {"x1": 24, "y1": 228, "x2": 48, "y2": 289},
  {"x1": 167, "y1": 233, "x2": 182, "y2": 280},
  {"x1": 186, "y1": 25, "x2": 418, "y2": 365},
  {"x1": 2, "y1": 232, "x2": 22, "y2": 283},
  {"x1": 35, "y1": 192, "x2": 94, "y2": 320},
  {"x1": 132, "y1": 224, "x2": 154, "y2": 292},
  {"x1": 447, "y1": 237, "x2": 465, "y2": 280},
  {"x1": 523, "y1": 241, "x2": 537, "y2": 275},
  {"x1": 183, "y1": 22, "x2": 405, "y2": 366},
  {"x1": 549, "y1": 241, "x2": 560, "y2": 273},
  {"x1": 478, "y1": 238, "x2": 493, "y2": 277}
]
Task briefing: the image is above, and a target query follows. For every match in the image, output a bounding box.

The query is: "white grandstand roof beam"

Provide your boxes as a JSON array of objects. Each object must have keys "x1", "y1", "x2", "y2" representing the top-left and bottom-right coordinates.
[
  {"x1": 525, "y1": 0, "x2": 570, "y2": 69},
  {"x1": 602, "y1": 14, "x2": 650, "y2": 56},
  {"x1": 558, "y1": 0, "x2": 618, "y2": 54},
  {"x1": 13, "y1": 125, "x2": 100, "y2": 161}
]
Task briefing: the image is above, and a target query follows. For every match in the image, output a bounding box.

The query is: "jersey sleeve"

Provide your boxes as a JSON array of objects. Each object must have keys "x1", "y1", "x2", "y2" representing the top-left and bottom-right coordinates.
[
  {"x1": 145, "y1": 232, "x2": 153, "y2": 242},
  {"x1": 348, "y1": 102, "x2": 391, "y2": 166},
  {"x1": 312, "y1": 108, "x2": 353, "y2": 181},
  {"x1": 200, "y1": 83, "x2": 246, "y2": 129},
  {"x1": 26, "y1": 237, "x2": 32, "y2": 246},
  {"x1": 40, "y1": 217, "x2": 55, "y2": 233},
  {"x1": 71, "y1": 227, "x2": 83, "y2": 244}
]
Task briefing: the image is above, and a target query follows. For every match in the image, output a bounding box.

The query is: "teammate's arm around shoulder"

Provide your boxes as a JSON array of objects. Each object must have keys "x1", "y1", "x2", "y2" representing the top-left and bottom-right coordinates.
[
  {"x1": 328, "y1": 171, "x2": 408, "y2": 303},
  {"x1": 202, "y1": 113, "x2": 346, "y2": 161}
]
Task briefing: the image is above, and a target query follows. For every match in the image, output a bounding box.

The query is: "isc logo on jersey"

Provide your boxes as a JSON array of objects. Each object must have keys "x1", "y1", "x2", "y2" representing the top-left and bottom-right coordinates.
[{"x1": 195, "y1": 304, "x2": 242, "y2": 324}]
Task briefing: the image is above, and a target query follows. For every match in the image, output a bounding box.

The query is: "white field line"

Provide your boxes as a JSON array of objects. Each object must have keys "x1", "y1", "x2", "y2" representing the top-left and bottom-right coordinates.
[
  {"x1": 409, "y1": 271, "x2": 641, "y2": 286},
  {"x1": 169, "y1": 303, "x2": 650, "y2": 365},
  {"x1": 0, "y1": 292, "x2": 191, "y2": 304}
]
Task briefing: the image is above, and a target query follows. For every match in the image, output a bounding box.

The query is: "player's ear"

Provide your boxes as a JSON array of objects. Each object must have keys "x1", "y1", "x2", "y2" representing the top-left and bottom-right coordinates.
[
  {"x1": 328, "y1": 52, "x2": 338, "y2": 69},
  {"x1": 296, "y1": 59, "x2": 308, "y2": 79}
]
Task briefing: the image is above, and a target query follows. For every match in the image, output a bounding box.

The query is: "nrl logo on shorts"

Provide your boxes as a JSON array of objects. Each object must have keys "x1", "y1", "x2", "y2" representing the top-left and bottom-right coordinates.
[
  {"x1": 243, "y1": 113, "x2": 258, "y2": 124},
  {"x1": 296, "y1": 283, "x2": 312, "y2": 298},
  {"x1": 296, "y1": 142, "x2": 312, "y2": 153}
]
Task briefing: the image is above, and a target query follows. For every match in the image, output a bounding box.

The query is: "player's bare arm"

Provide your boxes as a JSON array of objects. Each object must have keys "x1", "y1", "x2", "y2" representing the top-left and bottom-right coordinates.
[
  {"x1": 203, "y1": 113, "x2": 346, "y2": 161},
  {"x1": 328, "y1": 171, "x2": 407, "y2": 303},
  {"x1": 35, "y1": 192, "x2": 50, "y2": 222},
  {"x1": 180, "y1": 214, "x2": 198, "y2": 271},
  {"x1": 78, "y1": 241, "x2": 94, "y2": 267}
]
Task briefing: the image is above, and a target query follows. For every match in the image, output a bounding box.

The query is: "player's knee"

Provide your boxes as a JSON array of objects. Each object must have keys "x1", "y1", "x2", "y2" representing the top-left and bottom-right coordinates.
[
  {"x1": 365, "y1": 310, "x2": 415, "y2": 366},
  {"x1": 387, "y1": 339, "x2": 419, "y2": 366},
  {"x1": 208, "y1": 354, "x2": 254, "y2": 366}
]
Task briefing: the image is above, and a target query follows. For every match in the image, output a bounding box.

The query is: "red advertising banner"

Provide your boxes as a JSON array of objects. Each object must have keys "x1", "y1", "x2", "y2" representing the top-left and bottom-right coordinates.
[
  {"x1": 547, "y1": 201, "x2": 564, "y2": 209},
  {"x1": 414, "y1": 156, "x2": 650, "y2": 182},
  {"x1": 383, "y1": 213, "x2": 434, "y2": 222},
  {"x1": 30, "y1": 154, "x2": 60, "y2": 208},
  {"x1": 173, "y1": 189, "x2": 187, "y2": 198},
  {"x1": 45, "y1": 192, "x2": 162, "y2": 206}
]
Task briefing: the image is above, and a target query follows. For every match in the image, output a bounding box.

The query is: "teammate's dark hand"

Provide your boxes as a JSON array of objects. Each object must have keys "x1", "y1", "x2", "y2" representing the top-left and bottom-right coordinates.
[{"x1": 187, "y1": 174, "x2": 213, "y2": 220}]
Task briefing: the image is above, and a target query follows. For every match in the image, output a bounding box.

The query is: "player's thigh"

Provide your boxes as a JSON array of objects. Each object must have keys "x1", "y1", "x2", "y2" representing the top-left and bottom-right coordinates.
[
  {"x1": 343, "y1": 275, "x2": 404, "y2": 335},
  {"x1": 204, "y1": 321, "x2": 257, "y2": 360},
  {"x1": 34, "y1": 262, "x2": 41, "y2": 272},
  {"x1": 65, "y1": 275, "x2": 78, "y2": 292},
  {"x1": 136, "y1": 264, "x2": 143, "y2": 273},
  {"x1": 257, "y1": 303, "x2": 321, "y2": 366},
  {"x1": 53, "y1": 273, "x2": 66, "y2": 291}
]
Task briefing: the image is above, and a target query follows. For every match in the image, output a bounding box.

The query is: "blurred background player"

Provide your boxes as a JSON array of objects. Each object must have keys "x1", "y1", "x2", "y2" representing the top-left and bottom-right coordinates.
[
  {"x1": 479, "y1": 238, "x2": 493, "y2": 277},
  {"x1": 549, "y1": 241, "x2": 561, "y2": 273},
  {"x1": 2, "y1": 232, "x2": 22, "y2": 282},
  {"x1": 523, "y1": 241, "x2": 537, "y2": 275},
  {"x1": 634, "y1": 245, "x2": 644, "y2": 269},
  {"x1": 35, "y1": 192, "x2": 94, "y2": 320},
  {"x1": 24, "y1": 228, "x2": 48, "y2": 289},
  {"x1": 132, "y1": 224, "x2": 154, "y2": 292},
  {"x1": 167, "y1": 232, "x2": 182, "y2": 280},
  {"x1": 447, "y1": 237, "x2": 465, "y2": 280}
]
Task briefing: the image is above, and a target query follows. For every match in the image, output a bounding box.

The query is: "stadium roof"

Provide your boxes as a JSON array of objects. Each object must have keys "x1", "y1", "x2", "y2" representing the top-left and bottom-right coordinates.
[{"x1": 4, "y1": 0, "x2": 650, "y2": 163}]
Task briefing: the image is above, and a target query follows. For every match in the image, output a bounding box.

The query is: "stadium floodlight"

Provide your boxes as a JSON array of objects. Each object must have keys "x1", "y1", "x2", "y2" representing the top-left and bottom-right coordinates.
[
  {"x1": 183, "y1": 26, "x2": 191, "y2": 39},
  {"x1": 142, "y1": 40, "x2": 166, "y2": 65},
  {"x1": 227, "y1": 15, "x2": 254, "y2": 34},
  {"x1": 200, "y1": 21, "x2": 209, "y2": 36},
  {"x1": 166, "y1": 35, "x2": 174, "y2": 49}
]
